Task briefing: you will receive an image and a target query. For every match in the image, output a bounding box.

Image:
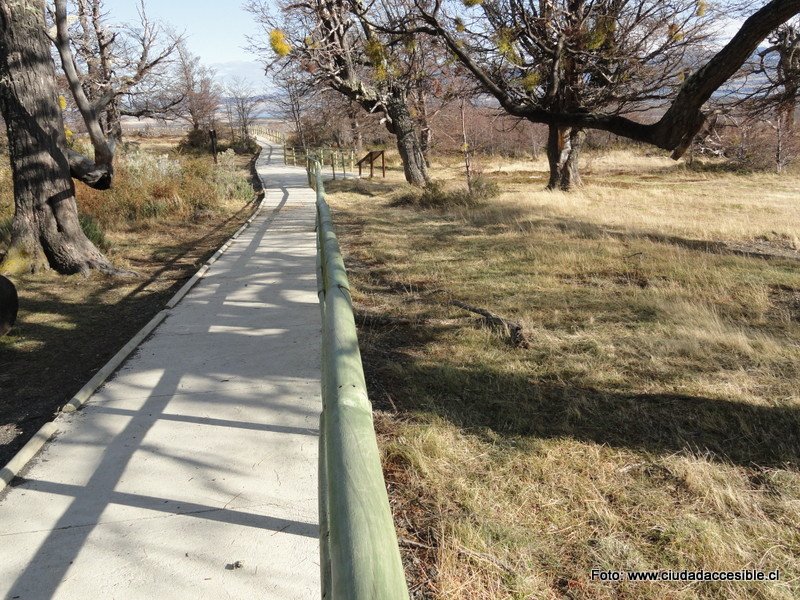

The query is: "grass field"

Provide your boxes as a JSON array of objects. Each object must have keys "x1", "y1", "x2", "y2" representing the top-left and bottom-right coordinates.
[
  {"x1": 0, "y1": 137, "x2": 258, "y2": 466},
  {"x1": 324, "y1": 150, "x2": 800, "y2": 599}
]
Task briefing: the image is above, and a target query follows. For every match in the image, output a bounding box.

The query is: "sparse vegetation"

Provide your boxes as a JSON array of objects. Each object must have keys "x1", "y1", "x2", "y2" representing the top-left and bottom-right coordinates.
[
  {"x1": 65, "y1": 146, "x2": 253, "y2": 230},
  {"x1": 390, "y1": 176, "x2": 500, "y2": 209},
  {"x1": 325, "y1": 149, "x2": 800, "y2": 599}
]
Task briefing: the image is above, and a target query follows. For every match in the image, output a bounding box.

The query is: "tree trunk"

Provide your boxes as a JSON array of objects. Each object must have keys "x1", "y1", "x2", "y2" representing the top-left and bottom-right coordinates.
[
  {"x1": 460, "y1": 97, "x2": 472, "y2": 191},
  {"x1": 384, "y1": 90, "x2": 429, "y2": 186},
  {"x1": 417, "y1": 90, "x2": 432, "y2": 167},
  {"x1": 546, "y1": 124, "x2": 583, "y2": 191},
  {"x1": 0, "y1": 0, "x2": 115, "y2": 275},
  {"x1": 546, "y1": 124, "x2": 564, "y2": 190},
  {"x1": 104, "y1": 97, "x2": 124, "y2": 144},
  {"x1": 348, "y1": 103, "x2": 363, "y2": 155},
  {"x1": 561, "y1": 128, "x2": 584, "y2": 190},
  {"x1": 775, "y1": 112, "x2": 785, "y2": 174}
]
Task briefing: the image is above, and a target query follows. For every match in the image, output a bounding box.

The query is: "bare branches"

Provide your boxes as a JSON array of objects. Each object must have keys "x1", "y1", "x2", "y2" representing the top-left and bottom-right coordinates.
[
  {"x1": 174, "y1": 42, "x2": 221, "y2": 130},
  {"x1": 53, "y1": 0, "x2": 114, "y2": 166},
  {"x1": 413, "y1": 0, "x2": 800, "y2": 158},
  {"x1": 226, "y1": 76, "x2": 262, "y2": 140},
  {"x1": 50, "y1": 0, "x2": 185, "y2": 187},
  {"x1": 247, "y1": 0, "x2": 456, "y2": 184}
]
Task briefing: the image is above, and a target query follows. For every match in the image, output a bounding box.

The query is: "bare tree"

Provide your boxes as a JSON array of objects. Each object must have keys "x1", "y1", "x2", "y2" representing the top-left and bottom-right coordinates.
[
  {"x1": 292, "y1": 88, "x2": 391, "y2": 150},
  {"x1": 49, "y1": 0, "x2": 182, "y2": 144},
  {"x1": 404, "y1": 0, "x2": 716, "y2": 189},
  {"x1": 270, "y1": 64, "x2": 315, "y2": 150},
  {"x1": 175, "y1": 42, "x2": 221, "y2": 131},
  {"x1": 246, "y1": 0, "x2": 441, "y2": 186},
  {"x1": 0, "y1": 0, "x2": 117, "y2": 274},
  {"x1": 226, "y1": 76, "x2": 261, "y2": 141},
  {"x1": 738, "y1": 19, "x2": 800, "y2": 171},
  {"x1": 410, "y1": 0, "x2": 800, "y2": 177}
]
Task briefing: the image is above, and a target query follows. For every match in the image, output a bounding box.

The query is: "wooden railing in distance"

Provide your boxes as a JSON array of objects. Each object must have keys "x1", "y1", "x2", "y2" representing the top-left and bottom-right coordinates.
[
  {"x1": 250, "y1": 126, "x2": 286, "y2": 145},
  {"x1": 286, "y1": 146, "x2": 355, "y2": 179},
  {"x1": 356, "y1": 150, "x2": 386, "y2": 178},
  {"x1": 310, "y1": 159, "x2": 410, "y2": 600}
]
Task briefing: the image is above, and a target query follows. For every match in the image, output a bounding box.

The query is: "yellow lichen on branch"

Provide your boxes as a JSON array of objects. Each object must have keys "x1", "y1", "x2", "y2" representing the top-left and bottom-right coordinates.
[{"x1": 270, "y1": 30, "x2": 291, "y2": 57}]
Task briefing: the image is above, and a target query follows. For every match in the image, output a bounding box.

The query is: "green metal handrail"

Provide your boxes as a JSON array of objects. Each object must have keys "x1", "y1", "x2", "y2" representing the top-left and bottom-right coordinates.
[{"x1": 311, "y1": 159, "x2": 409, "y2": 600}]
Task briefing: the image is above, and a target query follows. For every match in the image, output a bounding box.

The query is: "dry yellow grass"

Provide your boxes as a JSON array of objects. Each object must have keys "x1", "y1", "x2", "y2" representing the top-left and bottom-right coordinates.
[
  {"x1": 444, "y1": 150, "x2": 800, "y2": 245},
  {"x1": 324, "y1": 149, "x2": 800, "y2": 599}
]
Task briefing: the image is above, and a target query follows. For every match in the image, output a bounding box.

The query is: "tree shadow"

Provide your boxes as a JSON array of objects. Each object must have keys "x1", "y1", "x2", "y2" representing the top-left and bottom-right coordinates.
[
  {"x1": 359, "y1": 317, "x2": 800, "y2": 470},
  {"x1": 328, "y1": 196, "x2": 800, "y2": 470},
  {"x1": 515, "y1": 215, "x2": 800, "y2": 263},
  {"x1": 448, "y1": 199, "x2": 800, "y2": 263},
  {"x1": 0, "y1": 158, "x2": 265, "y2": 466}
]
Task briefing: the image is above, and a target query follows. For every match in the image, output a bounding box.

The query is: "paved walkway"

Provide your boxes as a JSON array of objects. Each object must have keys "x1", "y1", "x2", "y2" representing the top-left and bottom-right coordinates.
[{"x1": 0, "y1": 142, "x2": 321, "y2": 599}]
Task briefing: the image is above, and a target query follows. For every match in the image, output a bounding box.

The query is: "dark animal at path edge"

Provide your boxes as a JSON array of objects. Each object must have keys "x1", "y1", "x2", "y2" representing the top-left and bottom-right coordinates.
[{"x1": 0, "y1": 275, "x2": 19, "y2": 336}]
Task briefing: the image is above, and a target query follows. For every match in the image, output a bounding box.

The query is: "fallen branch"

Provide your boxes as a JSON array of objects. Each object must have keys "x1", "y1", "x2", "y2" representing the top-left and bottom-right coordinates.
[
  {"x1": 448, "y1": 300, "x2": 530, "y2": 348},
  {"x1": 399, "y1": 537, "x2": 433, "y2": 551}
]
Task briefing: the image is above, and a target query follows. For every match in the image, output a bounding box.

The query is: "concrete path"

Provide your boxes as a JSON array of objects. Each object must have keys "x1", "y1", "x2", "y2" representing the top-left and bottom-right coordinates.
[{"x1": 0, "y1": 142, "x2": 321, "y2": 599}]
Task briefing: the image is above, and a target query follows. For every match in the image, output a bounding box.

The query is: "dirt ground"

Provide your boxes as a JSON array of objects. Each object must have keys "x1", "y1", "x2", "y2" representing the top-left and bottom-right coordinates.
[{"x1": 0, "y1": 149, "x2": 260, "y2": 468}]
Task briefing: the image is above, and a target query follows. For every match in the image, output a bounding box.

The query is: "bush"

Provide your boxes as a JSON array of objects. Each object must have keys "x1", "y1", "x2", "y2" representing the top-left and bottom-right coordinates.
[
  {"x1": 213, "y1": 150, "x2": 254, "y2": 201},
  {"x1": 230, "y1": 135, "x2": 260, "y2": 155},
  {"x1": 124, "y1": 150, "x2": 183, "y2": 180},
  {"x1": 79, "y1": 214, "x2": 110, "y2": 250},
  {"x1": 391, "y1": 175, "x2": 500, "y2": 210},
  {"x1": 418, "y1": 180, "x2": 468, "y2": 208},
  {"x1": 178, "y1": 128, "x2": 212, "y2": 153},
  {"x1": 469, "y1": 175, "x2": 500, "y2": 200},
  {"x1": 71, "y1": 142, "x2": 255, "y2": 230}
]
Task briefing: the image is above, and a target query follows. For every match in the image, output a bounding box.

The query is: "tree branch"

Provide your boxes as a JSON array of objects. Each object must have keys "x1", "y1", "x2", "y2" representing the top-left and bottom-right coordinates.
[
  {"x1": 53, "y1": 0, "x2": 115, "y2": 184},
  {"x1": 418, "y1": 0, "x2": 800, "y2": 158}
]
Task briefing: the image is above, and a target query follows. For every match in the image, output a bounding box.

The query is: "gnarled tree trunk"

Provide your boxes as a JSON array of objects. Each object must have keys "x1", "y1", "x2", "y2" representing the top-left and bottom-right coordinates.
[
  {"x1": 384, "y1": 89, "x2": 429, "y2": 187},
  {"x1": 546, "y1": 124, "x2": 584, "y2": 191},
  {"x1": 0, "y1": 0, "x2": 115, "y2": 275},
  {"x1": 100, "y1": 98, "x2": 124, "y2": 145}
]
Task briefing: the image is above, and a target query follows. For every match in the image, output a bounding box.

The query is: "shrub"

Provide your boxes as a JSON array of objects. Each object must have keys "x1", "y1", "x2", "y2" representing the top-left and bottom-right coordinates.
[
  {"x1": 124, "y1": 151, "x2": 183, "y2": 180},
  {"x1": 419, "y1": 180, "x2": 465, "y2": 208},
  {"x1": 79, "y1": 214, "x2": 110, "y2": 250},
  {"x1": 72, "y1": 143, "x2": 254, "y2": 229},
  {"x1": 392, "y1": 176, "x2": 499, "y2": 210},
  {"x1": 213, "y1": 150, "x2": 253, "y2": 202},
  {"x1": 178, "y1": 128, "x2": 212, "y2": 152},
  {"x1": 468, "y1": 175, "x2": 501, "y2": 200},
  {"x1": 230, "y1": 135, "x2": 260, "y2": 155}
]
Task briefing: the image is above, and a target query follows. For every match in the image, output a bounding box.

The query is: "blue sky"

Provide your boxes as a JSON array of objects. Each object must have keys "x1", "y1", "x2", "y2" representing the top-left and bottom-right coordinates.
[{"x1": 103, "y1": 0, "x2": 267, "y2": 87}]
